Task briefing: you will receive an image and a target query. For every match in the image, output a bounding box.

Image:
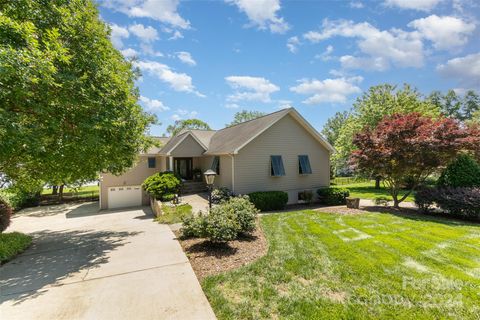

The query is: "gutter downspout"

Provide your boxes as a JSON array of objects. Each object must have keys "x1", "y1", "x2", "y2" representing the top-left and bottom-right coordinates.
[{"x1": 230, "y1": 154, "x2": 235, "y2": 194}]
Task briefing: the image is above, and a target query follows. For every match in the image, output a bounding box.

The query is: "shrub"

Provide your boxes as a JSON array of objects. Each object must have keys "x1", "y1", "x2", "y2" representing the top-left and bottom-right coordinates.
[
  {"x1": 180, "y1": 196, "x2": 258, "y2": 242},
  {"x1": 317, "y1": 187, "x2": 349, "y2": 205},
  {"x1": 298, "y1": 190, "x2": 314, "y2": 204},
  {"x1": 142, "y1": 171, "x2": 181, "y2": 201},
  {"x1": 0, "y1": 232, "x2": 33, "y2": 263},
  {"x1": 248, "y1": 191, "x2": 288, "y2": 211},
  {"x1": 414, "y1": 187, "x2": 437, "y2": 213},
  {"x1": 415, "y1": 187, "x2": 480, "y2": 219},
  {"x1": 0, "y1": 188, "x2": 40, "y2": 210},
  {"x1": 181, "y1": 213, "x2": 208, "y2": 238},
  {"x1": 0, "y1": 199, "x2": 12, "y2": 233},
  {"x1": 374, "y1": 196, "x2": 390, "y2": 206},
  {"x1": 437, "y1": 154, "x2": 480, "y2": 188},
  {"x1": 435, "y1": 187, "x2": 480, "y2": 219},
  {"x1": 211, "y1": 187, "x2": 232, "y2": 204},
  {"x1": 204, "y1": 208, "x2": 239, "y2": 242}
]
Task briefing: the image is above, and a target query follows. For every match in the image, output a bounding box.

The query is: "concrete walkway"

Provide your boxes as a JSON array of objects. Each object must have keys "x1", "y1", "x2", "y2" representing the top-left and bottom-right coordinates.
[
  {"x1": 0, "y1": 202, "x2": 216, "y2": 320},
  {"x1": 180, "y1": 192, "x2": 209, "y2": 214}
]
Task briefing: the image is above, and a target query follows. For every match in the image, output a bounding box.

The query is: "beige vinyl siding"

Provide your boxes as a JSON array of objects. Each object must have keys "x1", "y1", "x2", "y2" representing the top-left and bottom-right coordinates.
[
  {"x1": 100, "y1": 155, "x2": 166, "y2": 209},
  {"x1": 170, "y1": 135, "x2": 205, "y2": 157},
  {"x1": 233, "y1": 114, "x2": 330, "y2": 203},
  {"x1": 214, "y1": 155, "x2": 233, "y2": 190}
]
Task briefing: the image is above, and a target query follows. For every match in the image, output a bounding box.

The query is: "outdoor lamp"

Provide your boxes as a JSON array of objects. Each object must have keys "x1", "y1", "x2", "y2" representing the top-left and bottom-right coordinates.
[
  {"x1": 204, "y1": 169, "x2": 216, "y2": 186},
  {"x1": 204, "y1": 169, "x2": 216, "y2": 209}
]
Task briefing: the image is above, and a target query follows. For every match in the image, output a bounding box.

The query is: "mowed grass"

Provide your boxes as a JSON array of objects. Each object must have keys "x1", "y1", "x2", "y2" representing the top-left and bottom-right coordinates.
[
  {"x1": 337, "y1": 180, "x2": 416, "y2": 203},
  {"x1": 0, "y1": 232, "x2": 32, "y2": 263},
  {"x1": 155, "y1": 204, "x2": 192, "y2": 224},
  {"x1": 42, "y1": 185, "x2": 99, "y2": 197},
  {"x1": 202, "y1": 210, "x2": 480, "y2": 319}
]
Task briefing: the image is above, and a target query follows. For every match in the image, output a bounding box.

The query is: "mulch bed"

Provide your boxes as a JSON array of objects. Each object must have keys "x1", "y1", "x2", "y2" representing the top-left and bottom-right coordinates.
[{"x1": 175, "y1": 220, "x2": 268, "y2": 281}]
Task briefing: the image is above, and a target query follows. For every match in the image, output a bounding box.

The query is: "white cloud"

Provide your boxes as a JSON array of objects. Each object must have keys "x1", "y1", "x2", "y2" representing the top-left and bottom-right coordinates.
[
  {"x1": 408, "y1": 15, "x2": 475, "y2": 50},
  {"x1": 139, "y1": 96, "x2": 170, "y2": 111},
  {"x1": 136, "y1": 61, "x2": 205, "y2": 97},
  {"x1": 121, "y1": 48, "x2": 139, "y2": 58},
  {"x1": 110, "y1": 24, "x2": 129, "y2": 48},
  {"x1": 225, "y1": 103, "x2": 241, "y2": 109},
  {"x1": 437, "y1": 52, "x2": 480, "y2": 88},
  {"x1": 227, "y1": 0, "x2": 289, "y2": 33},
  {"x1": 139, "y1": 44, "x2": 164, "y2": 57},
  {"x1": 303, "y1": 19, "x2": 424, "y2": 70},
  {"x1": 315, "y1": 45, "x2": 334, "y2": 61},
  {"x1": 384, "y1": 0, "x2": 442, "y2": 11},
  {"x1": 349, "y1": 1, "x2": 364, "y2": 8},
  {"x1": 176, "y1": 51, "x2": 196, "y2": 66},
  {"x1": 128, "y1": 23, "x2": 159, "y2": 42},
  {"x1": 171, "y1": 109, "x2": 198, "y2": 120},
  {"x1": 104, "y1": 0, "x2": 189, "y2": 29},
  {"x1": 290, "y1": 76, "x2": 363, "y2": 104},
  {"x1": 169, "y1": 30, "x2": 184, "y2": 40},
  {"x1": 277, "y1": 100, "x2": 293, "y2": 109},
  {"x1": 225, "y1": 76, "x2": 280, "y2": 103},
  {"x1": 339, "y1": 55, "x2": 389, "y2": 71},
  {"x1": 287, "y1": 36, "x2": 300, "y2": 53}
]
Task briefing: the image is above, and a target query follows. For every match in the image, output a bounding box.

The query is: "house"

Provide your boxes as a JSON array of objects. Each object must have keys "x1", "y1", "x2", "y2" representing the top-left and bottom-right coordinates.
[{"x1": 99, "y1": 107, "x2": 334, "y2": 209}]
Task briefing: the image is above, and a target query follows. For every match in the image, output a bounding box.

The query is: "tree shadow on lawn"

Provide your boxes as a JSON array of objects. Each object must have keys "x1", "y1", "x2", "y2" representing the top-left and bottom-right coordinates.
[
  {"x1": 362, "y1": 205, "x2": 480, "y2": 227},
  {"x1": 0, "y1": 229, "x2": 141, "y2": 305}
]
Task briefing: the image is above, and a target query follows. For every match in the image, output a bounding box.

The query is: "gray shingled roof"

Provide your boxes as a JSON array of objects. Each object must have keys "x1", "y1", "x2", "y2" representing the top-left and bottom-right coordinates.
[
  {"x1": 204, "y1": 108, "x2": 291, "y2": 155},
  {"x1": 155, "y1": 107, "x2": 334, "y2": 156},
  {"x1": 142, "y1": 136, "x2": 171, "y2": 155}
]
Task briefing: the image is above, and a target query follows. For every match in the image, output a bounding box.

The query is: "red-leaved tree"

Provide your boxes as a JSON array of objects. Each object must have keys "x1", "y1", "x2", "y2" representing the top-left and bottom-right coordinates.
[{"x1": 351, "y1": 113, "x2": 479, "y2": 208}]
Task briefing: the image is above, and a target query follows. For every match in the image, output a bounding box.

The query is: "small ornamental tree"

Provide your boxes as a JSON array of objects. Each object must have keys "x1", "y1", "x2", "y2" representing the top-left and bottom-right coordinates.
[{"x1": 350, "y1": 113, "x2": 479, "y2": 208}]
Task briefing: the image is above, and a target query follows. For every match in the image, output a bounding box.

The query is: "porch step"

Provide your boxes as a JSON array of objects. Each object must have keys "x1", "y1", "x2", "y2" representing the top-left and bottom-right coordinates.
[{"x1": 181, "y1": 181, "x2": 208, "y2": 194}]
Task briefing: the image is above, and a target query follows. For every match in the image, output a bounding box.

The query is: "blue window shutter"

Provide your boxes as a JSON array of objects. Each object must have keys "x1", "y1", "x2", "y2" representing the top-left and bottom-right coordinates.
[
  {"x1": 270, "y1": 156, "x2": 285, "y2": 176},
  {"x1": 148, "y1": 157, "x2": 156, "y2": 168},
  {"x1": 299, "y1": 155, "x2": 312, "y2": 174},
  {"x1": 211, "y1": 156, "x2": 220, "y2": 174}
]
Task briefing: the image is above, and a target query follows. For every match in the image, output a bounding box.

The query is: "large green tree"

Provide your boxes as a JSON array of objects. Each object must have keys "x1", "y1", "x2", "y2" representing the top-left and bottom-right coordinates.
[
  {"x1": 428, "y1": 89, "x2": 479, "y2": 121},
  {"x1": 166, "y1": 119, "x2": 211, "y2": 136},
  {"x1": 0, "y1": 0, "x2": 155, "y2": 192},
  {"x1": 226, "y1": 110, "x2": 266, "y2": 127},
  {"x1": 321, "y1": 111, "x2": 349, "y2": 146},
  {"x1": 332, "y1": 84, "x2": 440, "y2": 175}
]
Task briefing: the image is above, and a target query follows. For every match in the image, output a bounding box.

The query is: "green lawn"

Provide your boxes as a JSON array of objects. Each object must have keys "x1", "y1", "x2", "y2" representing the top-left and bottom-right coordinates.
[
  {"x1": 203, "y1": 210, "x2": 480, "y2": 319},
  {"x1": 0, "y1": 232, "x2": 32, "y2": 263},
  {"x1": 155, "y1": 204, "x2": 192, "y2": 224},
  {"x1": 42, "y1": 185, "x2": 99, "y2": 197},
  {"x1": 336, "y1": 180, "x2": 416, "y2": 203}
]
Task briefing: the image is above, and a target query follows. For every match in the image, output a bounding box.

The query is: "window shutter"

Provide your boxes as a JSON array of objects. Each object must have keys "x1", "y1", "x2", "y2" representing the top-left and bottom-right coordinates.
[
  {"x1": 270, "y1": 155, "x2": 285, "y2": 176},
  {"x1": 211, "y1": 156, "x2": 220, "y2": 174},
  {"x1": 298, "y1": 155, "x2": 312, "y2": 174}
]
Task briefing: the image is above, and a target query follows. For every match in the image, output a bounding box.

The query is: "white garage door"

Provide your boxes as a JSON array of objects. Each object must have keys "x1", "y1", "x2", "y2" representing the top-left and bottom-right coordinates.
[{"x1": 108, "y1": 185, "x2": 142, "y2": 209}]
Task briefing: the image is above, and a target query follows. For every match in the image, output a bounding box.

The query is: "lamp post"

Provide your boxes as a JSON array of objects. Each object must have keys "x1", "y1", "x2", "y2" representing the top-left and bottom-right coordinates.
[{"x1": 204, "y1": 169, "x2": 216, "y2": 209}]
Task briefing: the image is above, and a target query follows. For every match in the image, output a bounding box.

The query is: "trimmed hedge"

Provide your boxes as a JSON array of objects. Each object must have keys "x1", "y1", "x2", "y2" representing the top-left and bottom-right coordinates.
[
  {"x1": 248, "y1": 191, "x2": 288, "y2": 211},
  {"x1": 415, "y1": 187, "x2": 480, "y2": 220},
  {"x1": 437, "y1": 154, "x2": 480, "y2": 188},
  {"x1": 317, "y1": 187, "x2": 349, "y2": 205}
]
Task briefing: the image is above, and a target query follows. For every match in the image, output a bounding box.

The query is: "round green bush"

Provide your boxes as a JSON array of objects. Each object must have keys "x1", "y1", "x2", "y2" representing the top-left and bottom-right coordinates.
[
  {"x1": 248, "y1": 191, "x2": 288, "y2": 211},
  {"x1": 437, "y1": 154, "x2": 480, "y2": 188},
  {"x1": 317, "y1": 187, "x2": 349, "y2": 205},
  {"x1": 142, "y1": 171, "x2": 181, "y2": 201},
  {"x1": 0, "y1": 198, "x2": 13, "y2": 233}
]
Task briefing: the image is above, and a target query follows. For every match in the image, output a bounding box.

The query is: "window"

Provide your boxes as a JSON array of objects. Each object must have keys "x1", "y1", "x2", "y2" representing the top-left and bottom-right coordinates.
[
  {"x1": 211, "y1": 156, "x2": 220, "y2": 174},
  {"x1": 298, "y1": 155, "x2": 312, "y2": 174},
  {"x1": 148, "y1": 157, "x2": 156, "y2": 168},
  {"x1": 270, "y1": 155, "x2": 285, "y2": 176}
]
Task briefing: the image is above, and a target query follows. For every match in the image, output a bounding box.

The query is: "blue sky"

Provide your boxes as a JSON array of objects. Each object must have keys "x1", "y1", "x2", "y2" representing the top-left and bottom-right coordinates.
[{"x1": 98, "y1": 0, "x2": 480, "y2": 136}]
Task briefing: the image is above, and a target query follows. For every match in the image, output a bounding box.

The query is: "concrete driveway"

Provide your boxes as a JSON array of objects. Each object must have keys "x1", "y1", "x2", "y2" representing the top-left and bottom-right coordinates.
[{"x1": 0, "y1": 202, "x2": 216, "y2": 320}]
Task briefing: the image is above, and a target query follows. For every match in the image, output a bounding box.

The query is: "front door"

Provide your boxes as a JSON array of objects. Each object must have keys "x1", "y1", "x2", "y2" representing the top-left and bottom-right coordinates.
[{"x1": 174, "y1": 158, "x2": 193, "y2": 180}]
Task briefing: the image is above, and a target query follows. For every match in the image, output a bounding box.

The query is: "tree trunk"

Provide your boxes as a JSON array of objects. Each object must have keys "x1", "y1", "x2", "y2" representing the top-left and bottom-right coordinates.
[
  {"x1": 375, "y1": 176, "x2": 381, "y2": 189},
  {"x1": 392, "y1": 195, "x2": 400, "y2": 208},
  {"x1": 58, "y1": 184, "x2": 64, "y2": 202},
  {"x1": 52, "y1": 185, "x2": 58, "y2": 195}
]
